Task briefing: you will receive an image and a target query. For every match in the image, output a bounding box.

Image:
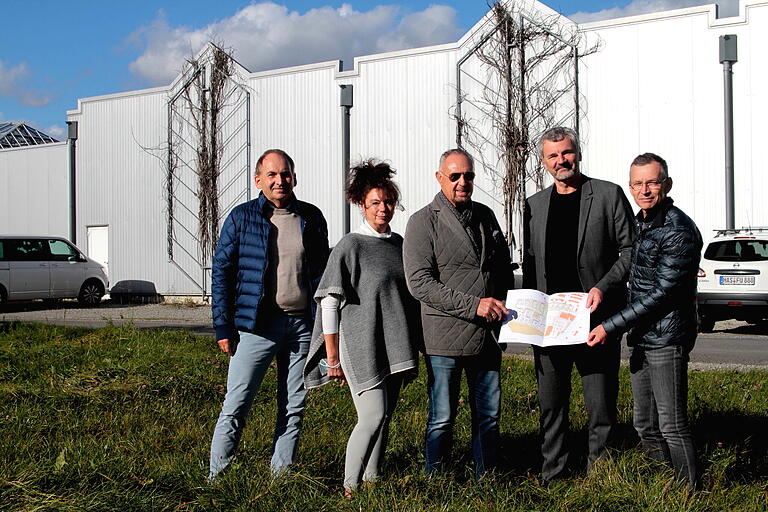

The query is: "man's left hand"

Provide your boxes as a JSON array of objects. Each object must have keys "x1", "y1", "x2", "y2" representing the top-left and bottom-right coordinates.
[
  {"x1": 586, "y1": 287, "x2": 604, "y2": 313},
  {"x1": 587, "y1": 325, "x2": 608, "y2": 347}
]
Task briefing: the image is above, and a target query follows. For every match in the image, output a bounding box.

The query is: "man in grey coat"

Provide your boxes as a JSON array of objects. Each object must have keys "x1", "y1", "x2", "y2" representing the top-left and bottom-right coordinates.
[
  {"x1": 523, "y1": 127, "x2": 634, "y2": 483},
  {"x1": 404, "y1": 148, "x2": 515, "y2": 477}
]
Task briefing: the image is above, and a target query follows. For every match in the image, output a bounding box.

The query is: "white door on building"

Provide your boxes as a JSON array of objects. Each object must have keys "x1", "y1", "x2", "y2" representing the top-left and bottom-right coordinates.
[{"x1": 87, "y1": 226, "x2": 109, "y2": 277}]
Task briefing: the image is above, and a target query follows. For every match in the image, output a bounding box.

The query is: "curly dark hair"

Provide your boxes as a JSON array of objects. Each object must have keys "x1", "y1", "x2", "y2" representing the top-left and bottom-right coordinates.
[{"x1": 346, "y1": 159, "x2": 401, "y2": 207}]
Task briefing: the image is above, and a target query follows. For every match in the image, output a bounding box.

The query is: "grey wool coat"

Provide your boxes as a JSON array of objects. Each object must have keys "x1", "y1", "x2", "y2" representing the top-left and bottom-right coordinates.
[
  {"x1": 522, "y1": 175, "x2": 635, "y2": 322},
  {"x1": 403, "y1": 193, "x2": 514, "y2": 356},
  {"x1": 304, "y1": 233, "x2": 421, "y2": 394}
]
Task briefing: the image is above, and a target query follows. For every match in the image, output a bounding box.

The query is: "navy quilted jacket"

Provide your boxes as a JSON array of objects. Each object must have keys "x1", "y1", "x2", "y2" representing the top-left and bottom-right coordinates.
[
  {"x1": 211, "y1": 193, "x2": 329, "y2": 341},
  {"x1": 602, "y1": 198, "x2": 702, "y2": 349}
]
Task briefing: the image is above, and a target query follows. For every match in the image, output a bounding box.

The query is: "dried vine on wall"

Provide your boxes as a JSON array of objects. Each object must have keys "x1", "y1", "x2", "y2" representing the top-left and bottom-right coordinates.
[
  {"x1": 456, "y1": 1, "x2": 598, "y2": 256},
  {"x1": 183, "y1": 46, "x2": 234, "y2": 264},
  {"x1": 166, "y1": 117, "x2": 178, "y2": 259}
]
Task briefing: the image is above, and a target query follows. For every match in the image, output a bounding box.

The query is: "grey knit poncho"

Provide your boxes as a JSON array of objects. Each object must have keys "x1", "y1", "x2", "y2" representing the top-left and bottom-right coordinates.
[{"x1": 304, "y1": 233, "x2": 421, "y2": 395}]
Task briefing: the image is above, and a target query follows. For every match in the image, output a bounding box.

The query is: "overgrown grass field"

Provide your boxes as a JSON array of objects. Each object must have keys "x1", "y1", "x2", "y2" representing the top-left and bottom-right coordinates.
[{"x1": 0, "y1": 322, "x2": 766, "y2": 511}]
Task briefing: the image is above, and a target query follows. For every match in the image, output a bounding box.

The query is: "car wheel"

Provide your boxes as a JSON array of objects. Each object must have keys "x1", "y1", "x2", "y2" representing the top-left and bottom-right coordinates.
[
  {"x1": 0, "y1": 285, "x2": 7, "y2": 308},
  {"x1": 698, "y1": 314, "x2": 715, "y2": 333},
  {"x1": 78, "y1": 280, "x2": 104, "y2": 306}
]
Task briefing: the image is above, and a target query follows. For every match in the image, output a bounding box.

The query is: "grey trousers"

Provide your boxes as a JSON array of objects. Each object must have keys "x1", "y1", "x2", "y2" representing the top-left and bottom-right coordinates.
[
  {"x1": 631, "y1": 344, "x2": 698, "y2": 488},
  {"x1": 344, "y1": 375, "x2": 403, "y2": 490},
  {"x1": 533, "y1": 339, "x2": 620, "y2": 481}
]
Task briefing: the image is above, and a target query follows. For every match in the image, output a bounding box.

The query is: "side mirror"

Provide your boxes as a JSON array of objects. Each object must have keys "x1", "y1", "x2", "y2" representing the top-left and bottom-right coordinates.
[{"x1": 77, "y1": 254, "x2": 88, "y2": 263}]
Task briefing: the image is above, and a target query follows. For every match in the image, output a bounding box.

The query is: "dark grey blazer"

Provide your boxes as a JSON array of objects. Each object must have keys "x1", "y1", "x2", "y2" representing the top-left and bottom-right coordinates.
[
  {"x1": 404, "y1": 193, "x2": 514, "y2": 356},
  {"x1": 522, "y1": 175, "x2": 635, "y2": 320}
]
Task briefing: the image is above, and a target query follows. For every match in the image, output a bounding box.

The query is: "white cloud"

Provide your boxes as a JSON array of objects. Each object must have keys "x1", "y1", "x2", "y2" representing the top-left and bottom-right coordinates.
[
  {"x1": 0, "y1": 61, "x2": 28, "y2": 94},
  {"x1": 569, "y1": 0, "x2": 739, "y2": 23},
  {"x1": 128, "y1": 2, "x2": 464, "y2": 86},
  {"x1": 45, "y1": 124, "x2": 67, "y2": 140},
  {"x1": 0, "y1": 60, "x2": 53, "y2": 107}
]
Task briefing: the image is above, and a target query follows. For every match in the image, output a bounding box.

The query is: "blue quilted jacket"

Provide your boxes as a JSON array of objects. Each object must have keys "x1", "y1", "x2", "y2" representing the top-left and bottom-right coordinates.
[{"x1": 211, "y1": 193, "x2": 329, "y2": 341}]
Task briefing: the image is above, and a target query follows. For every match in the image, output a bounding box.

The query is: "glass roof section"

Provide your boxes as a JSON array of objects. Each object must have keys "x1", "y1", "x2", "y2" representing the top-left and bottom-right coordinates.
[{"x1": 0, "y1": 122, "x2": 59, "y2": 149}]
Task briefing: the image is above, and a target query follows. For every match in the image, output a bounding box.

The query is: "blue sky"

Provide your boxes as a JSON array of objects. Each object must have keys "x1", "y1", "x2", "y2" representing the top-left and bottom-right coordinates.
[{"x1": 0, "y1": 0, "x2": 735, "y2": 140}]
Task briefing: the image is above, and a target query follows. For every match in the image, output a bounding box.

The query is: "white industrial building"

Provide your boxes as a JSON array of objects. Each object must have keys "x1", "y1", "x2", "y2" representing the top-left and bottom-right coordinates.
[{"x1": 1, "y1": 0, "x2": 765, "y2": 297}]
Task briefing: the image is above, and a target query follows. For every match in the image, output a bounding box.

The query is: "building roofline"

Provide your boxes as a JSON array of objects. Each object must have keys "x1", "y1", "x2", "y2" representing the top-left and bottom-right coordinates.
[
  {"x1": 577, "y1": 0, "x2": 768, "y2": 31},
  {"x1": 67, "y1": 85, "x2": 169, "y2": 118}
]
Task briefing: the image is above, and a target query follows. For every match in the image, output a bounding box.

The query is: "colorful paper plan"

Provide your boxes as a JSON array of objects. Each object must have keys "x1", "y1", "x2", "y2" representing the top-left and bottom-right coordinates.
[{"x1": 498, "y1": 289, "x2": 589, "y2": 346}]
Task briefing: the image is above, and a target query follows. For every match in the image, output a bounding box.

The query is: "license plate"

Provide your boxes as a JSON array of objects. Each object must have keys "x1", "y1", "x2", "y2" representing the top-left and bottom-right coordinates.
[{"x1": 719, "y1": 276, "x2": 755, "y2": 285}]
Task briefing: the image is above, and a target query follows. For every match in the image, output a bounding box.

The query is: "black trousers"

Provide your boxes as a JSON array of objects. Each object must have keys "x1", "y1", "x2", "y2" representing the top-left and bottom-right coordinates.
[{"x1": 533, "y1": 339, "x2": 621, "y2": 480}]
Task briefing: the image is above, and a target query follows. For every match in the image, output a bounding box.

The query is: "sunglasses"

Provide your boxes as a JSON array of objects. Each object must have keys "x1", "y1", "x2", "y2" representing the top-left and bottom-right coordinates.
[{"x1": 441, "y1": 171, "x2": 475, "y2": 182}]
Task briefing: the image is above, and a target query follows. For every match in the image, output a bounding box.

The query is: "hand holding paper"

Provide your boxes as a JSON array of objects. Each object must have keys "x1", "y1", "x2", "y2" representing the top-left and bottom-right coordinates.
[
  {"x1": 587, "y1": 324, "x2": 608, "y2": 346},
  {"x1": 498, "y1": 289, "x2": 590, "y2": 347}
]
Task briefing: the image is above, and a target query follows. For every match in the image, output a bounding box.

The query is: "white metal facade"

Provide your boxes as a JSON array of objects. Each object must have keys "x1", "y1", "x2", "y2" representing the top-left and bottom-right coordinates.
[
  {"x1": 1, "y1": 0, "x2": 763, "y2": 295},
  {"x1": 0, "y1": 142, "x2": 68, "y2": 237},
  {"x1": 579, "y1": 0, "x2": 768, "y2": 243}
]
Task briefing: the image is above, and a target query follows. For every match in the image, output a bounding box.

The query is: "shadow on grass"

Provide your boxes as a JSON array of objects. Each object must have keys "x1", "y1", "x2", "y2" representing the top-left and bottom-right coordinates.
[
  {"x1": 508, "y1": 421, "x2": 640, "y2": 479},
  {"x1": 371, "y1": 424, "x2": 641, "y2": 484},
  {"x1": 694, "y1": 410, "x2": 768, "y2": 482}
]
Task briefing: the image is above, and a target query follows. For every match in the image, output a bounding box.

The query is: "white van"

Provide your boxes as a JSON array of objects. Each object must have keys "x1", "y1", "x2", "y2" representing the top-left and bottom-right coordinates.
[{"x1": 0, "y1": 236, "x2": 109, "y2": 307}]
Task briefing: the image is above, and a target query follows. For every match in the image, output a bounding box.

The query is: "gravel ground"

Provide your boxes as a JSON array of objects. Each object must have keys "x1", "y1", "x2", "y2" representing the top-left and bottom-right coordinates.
[
  {"x1": 1, "y1": 300, "x2": 766, "y2": 370},
  {"x1": 0, "y1": 300, "x2": 755, "y2": 330},
  {"x1": 0, "y1": 300, "x2": 215, "y2": 335}
]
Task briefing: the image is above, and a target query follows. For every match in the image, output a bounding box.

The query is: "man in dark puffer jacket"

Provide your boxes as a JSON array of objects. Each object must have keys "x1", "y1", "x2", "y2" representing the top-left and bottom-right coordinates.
[
  {"x1": 588, "y1": 152, "x2": 702, "y2": 488},
  {"x1": 208, "y1": 149, "x2": 329, "y2": 480}
]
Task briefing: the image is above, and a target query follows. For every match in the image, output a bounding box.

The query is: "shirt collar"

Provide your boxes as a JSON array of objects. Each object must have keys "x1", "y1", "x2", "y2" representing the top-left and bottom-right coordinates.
[
  {"x1": 260, "y1": 193, "x2": 298, "y2": 214},
  {"x1": 636, "y1": 197, "x2": 673, "y2": 228}
]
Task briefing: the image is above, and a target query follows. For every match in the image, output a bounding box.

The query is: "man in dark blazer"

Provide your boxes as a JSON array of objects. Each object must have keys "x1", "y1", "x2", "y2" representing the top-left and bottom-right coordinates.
[{"x1": 523, "y1": 127, "x2": 634, "y2": 483}]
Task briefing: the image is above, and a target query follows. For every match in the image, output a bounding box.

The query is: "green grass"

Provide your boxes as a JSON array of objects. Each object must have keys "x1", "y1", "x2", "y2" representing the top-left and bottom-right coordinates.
[{"x1": 0, "y1": 321, "x2": 766, "y2": 511}]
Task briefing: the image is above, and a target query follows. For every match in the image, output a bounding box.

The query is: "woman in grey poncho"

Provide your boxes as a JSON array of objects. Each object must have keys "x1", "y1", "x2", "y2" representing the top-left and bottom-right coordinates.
[{"x1": 304, "y1": 160, "x2": 421, "y2": 496}]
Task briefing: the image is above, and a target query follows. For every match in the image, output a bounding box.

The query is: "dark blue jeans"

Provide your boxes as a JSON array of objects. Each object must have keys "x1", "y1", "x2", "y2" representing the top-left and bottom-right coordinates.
[
  {"x1": 630, "y1": 344, "x2": 698, "y2": 487},
  {"x1": 424, "y1": 342, "x2": 501, "y2": 477}
]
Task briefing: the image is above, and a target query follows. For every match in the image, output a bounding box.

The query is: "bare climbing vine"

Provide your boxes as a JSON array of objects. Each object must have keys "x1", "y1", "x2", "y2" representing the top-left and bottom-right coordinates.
[{"x1": 455, "y1": 1, "x2": 598, "y2": 257}]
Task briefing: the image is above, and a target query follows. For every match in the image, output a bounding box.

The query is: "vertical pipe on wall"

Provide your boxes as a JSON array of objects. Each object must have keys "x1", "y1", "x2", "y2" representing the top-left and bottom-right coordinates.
[
  {"x1": 246, "y1": 91, "x2": 252, "y2": 201},
  {"x1": 573, "y1": 46, "x2": 580, "y2": 139},
  {"x1": 723, "y1": 60, "x2": 735, "y2": 229},
  {"x1": 66, "y1": 121, "x2": 78, "y2": 244},
  {"x1": 340, "y1": 84, "x2": 353, "y2": 235},
  {"x1": 719, "y1": 35, "x2": 737, "y2": 230}
]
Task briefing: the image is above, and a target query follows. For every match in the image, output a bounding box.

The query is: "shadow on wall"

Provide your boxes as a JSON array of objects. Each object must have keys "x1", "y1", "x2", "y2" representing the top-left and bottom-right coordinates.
[{"x1": 110, "y1": 280, "x2": 161, "y2": 304}]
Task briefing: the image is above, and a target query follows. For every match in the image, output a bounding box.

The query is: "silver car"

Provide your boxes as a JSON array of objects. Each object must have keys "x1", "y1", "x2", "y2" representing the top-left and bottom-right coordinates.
[{"x1": 0, "y1": 236, "x2": 108, "y2": 307}]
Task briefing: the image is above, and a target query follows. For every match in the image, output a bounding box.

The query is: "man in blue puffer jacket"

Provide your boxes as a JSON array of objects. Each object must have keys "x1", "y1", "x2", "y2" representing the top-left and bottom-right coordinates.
[
  {"x1": 588, "y1": 152, "x2": 702, "y2": 488},
  {"x1": 208, "y1": 149, "x2": 329, "y2": 480}
]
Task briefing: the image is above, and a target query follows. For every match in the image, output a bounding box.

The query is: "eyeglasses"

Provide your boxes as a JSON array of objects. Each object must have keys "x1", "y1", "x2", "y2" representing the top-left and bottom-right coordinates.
[
  {"x1": 440, "y1": 171, "x2": 475, "y2": 182},
  {"x1": 629, "y1": 178, "x2": 666, "y2": 190}
]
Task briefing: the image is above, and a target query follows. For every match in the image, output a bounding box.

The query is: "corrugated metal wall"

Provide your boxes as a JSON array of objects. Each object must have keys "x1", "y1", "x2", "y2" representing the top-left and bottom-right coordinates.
[
  {"x1": 68, "y1": 88, "x2": 173, "y2": 294},
  {"x1": 345, "y1": 47, "x2": 464, "y2": 238},
  {"x1": 0, "y1": 142, "x2": 68, "y2": 236},
  {"x1": 56, "y1": 1, "x2": 767, "y2": 295},
  {"x1": 249, "y1": 63, "x2": 344, "y2": 243},
  {"x1": 579, "y1": 1, "x2": 768, "y2": 242}
]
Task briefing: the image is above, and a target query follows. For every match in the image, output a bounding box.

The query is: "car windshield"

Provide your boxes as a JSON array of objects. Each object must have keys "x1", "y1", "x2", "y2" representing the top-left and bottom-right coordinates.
[{"x1": 704, "y1": 239, "x2": 768, "y2": 262}]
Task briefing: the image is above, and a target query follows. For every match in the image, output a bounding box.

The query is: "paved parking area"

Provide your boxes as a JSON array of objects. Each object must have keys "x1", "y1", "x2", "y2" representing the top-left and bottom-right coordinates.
[
  {"x1": 2, "y1": 300, "x2": 767, "y2": 369},
  {"x1": 0, "y1": 300, "x2": 215, "y2": 336}
]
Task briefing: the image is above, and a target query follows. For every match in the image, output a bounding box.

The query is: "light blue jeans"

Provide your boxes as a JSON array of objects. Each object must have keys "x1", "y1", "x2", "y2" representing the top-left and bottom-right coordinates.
[{"x1": 209, "y1": 314, "x2": 311, "y2": 479}]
